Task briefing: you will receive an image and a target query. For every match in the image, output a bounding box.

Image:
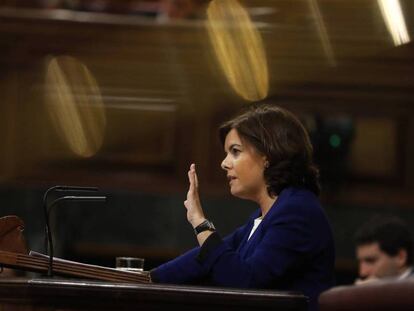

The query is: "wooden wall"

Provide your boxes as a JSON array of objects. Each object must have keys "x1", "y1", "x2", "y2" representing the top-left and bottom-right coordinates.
[
  {"x1": 0, "y1": 2, "x2": 414, "y2": 282},
  {"x1": 1, "y1": 3, "x2": 413, "y2": 204}
]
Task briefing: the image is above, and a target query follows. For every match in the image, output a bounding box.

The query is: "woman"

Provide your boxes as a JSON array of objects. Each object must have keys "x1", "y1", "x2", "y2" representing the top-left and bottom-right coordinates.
[{"x1": 150, "y1": 103, "x2": 335, "y2": 311}]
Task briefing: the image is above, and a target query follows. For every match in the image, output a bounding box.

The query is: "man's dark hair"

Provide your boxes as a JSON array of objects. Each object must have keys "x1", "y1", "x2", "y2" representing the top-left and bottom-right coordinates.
[
  {"x1": 355, "y1": 215, "x2": 413, "y2": 265},
  {"x1": 219, "y1": 102, "x2": 320, "y2": 196}
]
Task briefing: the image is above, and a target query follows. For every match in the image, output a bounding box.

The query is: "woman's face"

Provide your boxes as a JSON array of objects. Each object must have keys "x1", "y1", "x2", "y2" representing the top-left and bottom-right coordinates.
[{"x1": 221, "y1": 128, "x2": 268, "y2": 201}]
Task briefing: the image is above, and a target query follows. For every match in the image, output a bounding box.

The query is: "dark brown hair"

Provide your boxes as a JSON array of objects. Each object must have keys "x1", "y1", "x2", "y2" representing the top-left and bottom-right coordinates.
[
  {"x1": 355, "y1": 215, "x2": 413, "y2": 266},
  {"x1": 219, "y1": 102, "x2": 320, "y2": 196}
]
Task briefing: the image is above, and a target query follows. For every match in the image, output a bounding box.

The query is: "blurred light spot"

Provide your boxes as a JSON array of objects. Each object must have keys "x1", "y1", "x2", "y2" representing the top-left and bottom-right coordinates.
[
  {"x1": 247, "y1": 7, "x2": 277, "y2": 16},
  {"x1": 207, "y1": 0, "x2": 269, "y2": 101},
  {"x1": 44, "y1": 56, "x2": 106, "y2": 158},
  {"x1": 378, "y1": 0, "x2": 410, "y2": 46},
  {"x1": 308, "y1": 0, "x2": 336, "y2": 67},
  {"x1": 329, "y1": 134, "x2": 341, "y2": 148}
]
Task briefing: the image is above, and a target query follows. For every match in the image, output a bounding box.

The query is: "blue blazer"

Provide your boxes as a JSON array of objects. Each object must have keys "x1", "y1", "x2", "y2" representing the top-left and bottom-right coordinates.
[{"x1": 152, "y1": 187, "x2": 335, "y2": 311}]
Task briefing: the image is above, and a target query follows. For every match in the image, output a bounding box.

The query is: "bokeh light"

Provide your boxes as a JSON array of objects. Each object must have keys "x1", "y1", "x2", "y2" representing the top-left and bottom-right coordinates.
[
  {"x1": 44, "y1": 55, "x2": 106, "y2": 158},
  {"x1": 378, "y1": 0, "x2": 410, "y2": 46},
  {"x1": 206, "y1": 0, "x2": 269, "y2": 101}
]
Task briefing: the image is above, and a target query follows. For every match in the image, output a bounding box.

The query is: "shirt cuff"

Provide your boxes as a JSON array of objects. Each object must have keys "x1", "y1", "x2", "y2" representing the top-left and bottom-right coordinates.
[{"x1": 196, "y1": 232, "x2": 223, "y2": 263}]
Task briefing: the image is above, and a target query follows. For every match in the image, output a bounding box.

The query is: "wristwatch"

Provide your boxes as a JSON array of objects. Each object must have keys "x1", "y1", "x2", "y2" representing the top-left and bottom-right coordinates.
[{"x1": 194, "y1": 219, "x2": 216, "y2": 235}]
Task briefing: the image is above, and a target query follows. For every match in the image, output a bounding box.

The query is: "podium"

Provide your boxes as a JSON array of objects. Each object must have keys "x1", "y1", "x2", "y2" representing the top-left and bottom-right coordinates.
[
  {"x1": 0, "y1": 216, "x2": 307, "y2": 310},
  {"x1": 0, "y1": 278, "x2": 307, "y2": 311}
]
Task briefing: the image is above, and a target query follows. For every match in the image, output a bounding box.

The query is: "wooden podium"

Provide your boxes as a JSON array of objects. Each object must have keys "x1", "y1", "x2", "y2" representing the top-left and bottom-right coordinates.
[
  {"x1": 0, "y1": 216, "x2": 307, "y2": 310},
  {"x1": 0, "y1": 278, "x2": 307, "y2": 311}
]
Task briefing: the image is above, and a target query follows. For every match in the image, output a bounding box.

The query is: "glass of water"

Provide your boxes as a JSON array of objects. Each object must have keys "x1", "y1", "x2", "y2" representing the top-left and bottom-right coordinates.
[{"x1": 115, "y1": 257, "x2": 145, "y2": 272}]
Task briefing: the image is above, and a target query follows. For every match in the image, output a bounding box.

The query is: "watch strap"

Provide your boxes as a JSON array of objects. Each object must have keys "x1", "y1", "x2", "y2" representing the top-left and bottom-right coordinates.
[{"x1": 194, "y1": 219, "x2": 216, "y2": 235}]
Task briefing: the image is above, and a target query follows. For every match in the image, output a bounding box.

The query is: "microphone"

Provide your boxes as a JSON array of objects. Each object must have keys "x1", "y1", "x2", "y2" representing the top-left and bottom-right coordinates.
[
  {"x1": 43, "y1": 185, "x2": 99, "y2": 205},
  {"x1": 42, "y1": 186, "x2": 106, "y2": 277},
  {"x1": 43, "y1": 185, "x2": 99, "y2": 253}
]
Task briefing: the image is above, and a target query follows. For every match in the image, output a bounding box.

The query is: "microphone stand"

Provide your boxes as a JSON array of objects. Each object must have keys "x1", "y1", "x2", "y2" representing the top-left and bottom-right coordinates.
[
  {"x1": 42, "y1": 186, "x2": 106, "y2": 277},
  {"x1": 42, "y1": 186, "x2": 98, "y2": 255}
]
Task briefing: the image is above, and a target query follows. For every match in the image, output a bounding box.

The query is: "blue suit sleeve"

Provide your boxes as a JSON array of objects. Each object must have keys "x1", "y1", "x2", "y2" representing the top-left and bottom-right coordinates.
[
  {"x1": 151, "y1": 247, "x2": 204, "y2": 284},
  {"x1": 151, "y1": 222, "x2": 251, "y2": 284}
]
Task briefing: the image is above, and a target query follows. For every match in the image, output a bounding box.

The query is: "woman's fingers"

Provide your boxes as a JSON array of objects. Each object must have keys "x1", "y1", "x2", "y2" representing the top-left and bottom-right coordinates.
[
  {"x1": 187, "y1": 170, "x2": 193, "y2": 192},
  {"x1": 193, "y1": 165, "x2": 199, "y2": 189},
  {"x1": 188, "y1": 163, "x2": 198, "y2": 193},
  {"x1": 184, "y1": 163, "x2": 205, "y2": 223}
]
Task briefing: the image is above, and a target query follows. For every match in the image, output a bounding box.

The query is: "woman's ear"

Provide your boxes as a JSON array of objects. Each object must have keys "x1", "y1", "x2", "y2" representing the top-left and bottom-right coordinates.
[{"x1": 263, "y1": 157, "x2": 269, "y2": 168}]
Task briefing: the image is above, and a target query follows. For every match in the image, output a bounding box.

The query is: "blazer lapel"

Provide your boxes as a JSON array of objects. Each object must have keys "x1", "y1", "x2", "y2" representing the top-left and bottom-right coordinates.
[{"x1": 237, "y1": 188, "x2": 293, "y2": 258}]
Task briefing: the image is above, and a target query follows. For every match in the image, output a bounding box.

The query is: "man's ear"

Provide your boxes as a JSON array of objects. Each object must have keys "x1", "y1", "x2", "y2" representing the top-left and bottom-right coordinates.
[{"x1": 396, "y1": 249, "x2": 408, "y2": 268}]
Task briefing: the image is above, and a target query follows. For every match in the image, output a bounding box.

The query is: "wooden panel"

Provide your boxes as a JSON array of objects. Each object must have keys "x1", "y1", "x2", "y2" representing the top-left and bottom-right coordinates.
[
  {"x1": 0, "y1": 2, "x2": 413, "y2": 205},
  {"x1": 0, "y1": 278, "x2": 308, "y2": 311},
  {"x1": 349, "y1": 117, "x2": 398, "y2": 178}
]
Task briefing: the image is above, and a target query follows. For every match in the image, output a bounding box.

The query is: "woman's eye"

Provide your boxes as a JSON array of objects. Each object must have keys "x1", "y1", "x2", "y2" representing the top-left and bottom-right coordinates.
[{"x1": 231, "y1": 148, "x2": 241, "y2": 155}]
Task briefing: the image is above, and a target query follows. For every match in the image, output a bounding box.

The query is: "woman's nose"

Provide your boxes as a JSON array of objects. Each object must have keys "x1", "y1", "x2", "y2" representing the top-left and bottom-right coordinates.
[{"x1": 221, "y1": 155, "x2": 230, "y2": 171}]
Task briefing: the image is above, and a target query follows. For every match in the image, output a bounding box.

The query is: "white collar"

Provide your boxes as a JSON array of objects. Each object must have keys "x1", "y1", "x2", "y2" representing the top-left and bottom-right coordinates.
[
  {"x1": 398, "y1": 267, "x2": 413, "y2": 280},
  {"x1": 247, "y1": 217, "x2": 263, "y2": 240}
]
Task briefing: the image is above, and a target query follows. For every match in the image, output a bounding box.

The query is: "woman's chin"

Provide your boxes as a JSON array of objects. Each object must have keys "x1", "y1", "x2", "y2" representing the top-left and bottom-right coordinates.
[
  {"x1": 230, "y1": 188, "x2": 247, "y2": 200},
  {"x1": 230, "y1": 187, "x2": 240, "y2": 197}
]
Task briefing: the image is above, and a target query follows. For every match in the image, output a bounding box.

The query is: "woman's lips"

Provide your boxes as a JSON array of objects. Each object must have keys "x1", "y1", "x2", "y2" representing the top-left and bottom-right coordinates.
[{"x1": 227, "y1": 176, "x2": 237, "y2": 184}]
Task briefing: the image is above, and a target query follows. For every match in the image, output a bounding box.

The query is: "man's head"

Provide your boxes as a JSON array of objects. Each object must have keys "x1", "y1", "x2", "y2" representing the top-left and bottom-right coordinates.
[{"x1": 355, "y1": 216, "x2": 413, "y2": 280}]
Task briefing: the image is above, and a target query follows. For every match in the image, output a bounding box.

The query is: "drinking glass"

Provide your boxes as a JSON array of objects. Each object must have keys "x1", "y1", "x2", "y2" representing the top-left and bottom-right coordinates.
[{"x1": 115, "y1": 257, "x2": 144, "y2": 272}]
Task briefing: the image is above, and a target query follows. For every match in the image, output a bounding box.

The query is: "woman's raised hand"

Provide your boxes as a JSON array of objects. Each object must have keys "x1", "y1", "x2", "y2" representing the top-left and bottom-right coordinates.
[{"x1": 184, "y1": 163, "x2": 205, "y2": 228}]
